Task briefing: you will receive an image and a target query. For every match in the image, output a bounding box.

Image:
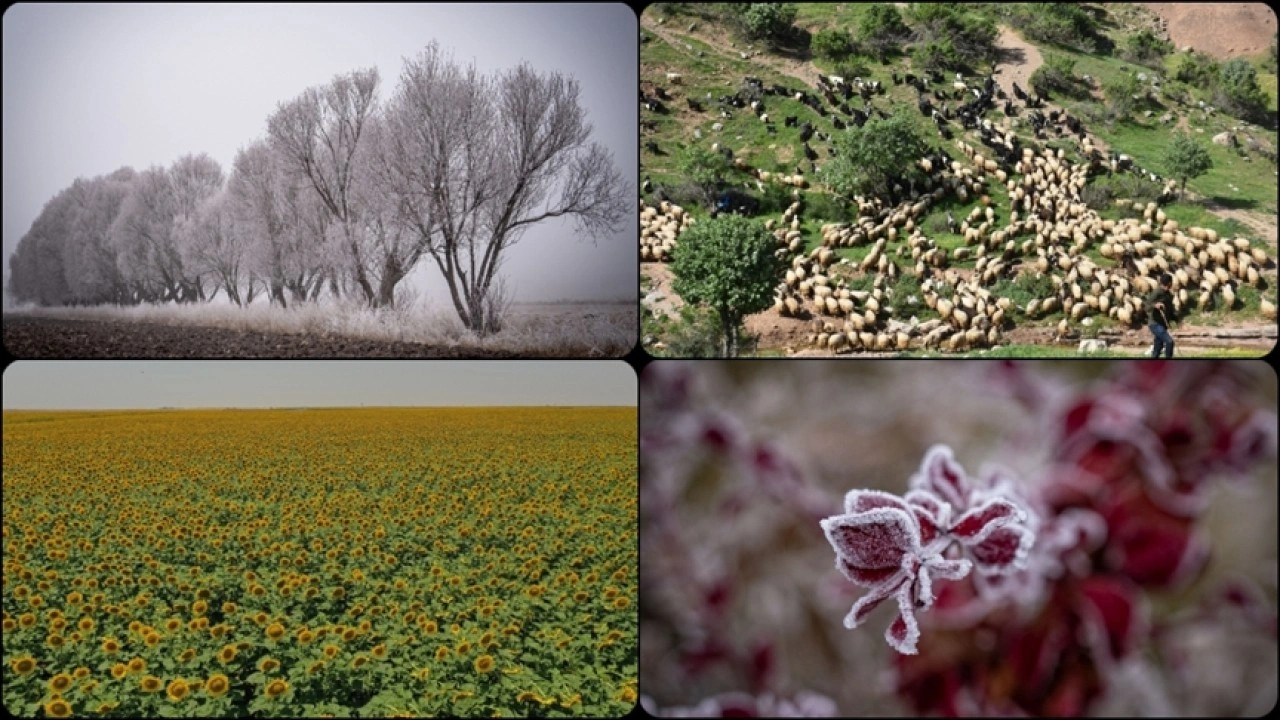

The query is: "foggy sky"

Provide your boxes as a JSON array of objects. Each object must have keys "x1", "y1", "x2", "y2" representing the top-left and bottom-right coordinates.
[
  {"x1": 2, "y1": 3, "x2": 638, "y2": 306},
  {"x1": 3, "y1": 360, "x2": 636, "y2": 409}
]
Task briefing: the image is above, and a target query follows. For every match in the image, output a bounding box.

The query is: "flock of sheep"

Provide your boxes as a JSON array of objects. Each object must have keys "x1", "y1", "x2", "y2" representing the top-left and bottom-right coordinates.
[
  {"x1": 642, "y1": 130, "x2": 1275, "y2": 353},
  {"x1": 640, "y1": 48, "x2": 1277, "y2": 353}
]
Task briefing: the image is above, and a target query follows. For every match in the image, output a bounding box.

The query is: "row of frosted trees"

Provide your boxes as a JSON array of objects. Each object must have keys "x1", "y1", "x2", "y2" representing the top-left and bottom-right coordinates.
[{"x1": 7, "y1": 43, "x2": 627, "y2": 335}]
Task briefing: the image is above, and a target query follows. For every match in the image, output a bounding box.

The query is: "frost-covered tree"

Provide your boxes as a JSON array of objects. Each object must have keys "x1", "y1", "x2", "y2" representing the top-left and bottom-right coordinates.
[
  {"x1": 64, "y1": 168, "x2": 136, "y2": 304},
  {"x1": 379, "y1": 42, "x2": 626, "y2": 335},
  {"x1": 177, "y1": 189, "x2": 258, "y2": 306},
  {"x1": 267, "y1": 68, "x2": 382, "y2": 306}
]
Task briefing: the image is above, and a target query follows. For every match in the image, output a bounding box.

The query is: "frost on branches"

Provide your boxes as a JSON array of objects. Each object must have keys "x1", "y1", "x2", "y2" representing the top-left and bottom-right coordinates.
[{"x1": 821, "y1": 446, "x2": 1035, "y2": 653}]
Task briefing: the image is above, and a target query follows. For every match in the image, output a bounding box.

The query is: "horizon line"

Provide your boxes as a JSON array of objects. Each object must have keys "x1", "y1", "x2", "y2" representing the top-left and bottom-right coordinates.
[{"x1": 3, "y1": 404, "x2": 636, "y2": 411}]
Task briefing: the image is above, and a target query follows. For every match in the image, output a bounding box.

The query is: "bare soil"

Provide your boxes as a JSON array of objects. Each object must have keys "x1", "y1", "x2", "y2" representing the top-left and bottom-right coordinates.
[
  {"x1": 2, "y1": 316, "x2": 522, "y2": 359},
  {"x1": 1142, "y1": 3, "x2": 1277, "y2": 60}
]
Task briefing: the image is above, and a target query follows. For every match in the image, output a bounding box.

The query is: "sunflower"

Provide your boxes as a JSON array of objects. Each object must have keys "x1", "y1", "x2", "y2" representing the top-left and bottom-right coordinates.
[
  {"x1": 604, "y1": 630, "x2": 623, "y2": 642},
  {"x1": 296, "y1": 628, "x2": 315, "y2": 644},
  {"x1": 222, "y1": 602, "x2": 237, "y2": 614},
  {"x1": 179, "y1": 648, "x2": 196, "y2": 663},
  {"x1": 166, "y1": 678, "x2": 190, "y2": 702},
  {"x1": 44, "y1": 699, "x2": 72, "y2": 718},
  {"x1": 164, "y1": 618, "x2": 182, "y2": 632},
  {"x1": 516, "y1": 691, "x2": 539, "y2": 703},
  {"x1": 217, "y1": 644, "x2": 238, "y2": 664},
  {"x1": 18, "y1": 612, "x2": 36, "y2": 628},
  {"x1": 48, "y1": 674, "x2": 76, "y2": 696},
  {"x1": 252, "y1": 611, "x2": 269, "y2": 626},
  {"x1": 412, "y1": 667, "x2": 431, "y2": 681},
  {"x1": 46, "y1": 633, "x2": 65, "y2": 648},
  {"x1": 127, "y1": 657, "x2": 146, "y2": 674},
  {"x1": 573, "y1": 591, "x2": 589, "y2": 602},
  {"x1": 613, "y1": 596, "x2": 631, "y2": 609},
  {"x1": 479, "y1": 631, "x2": 495, "y2": 647},
  {"x1": 341, "y1": 628, "x2": 358, "y2": 642},
  {"x1": 264, "y1": 678, "x2": 289, "y2": 699},
  {"x1": 94, "y1": 702, "x2": 119, "y2": 714},
  {"x1": 259, "y1": 657, "x2": 281, "y2": 673},
  {"x1": 456, "y1": 640, "x2": 473, "y2": 655},
  {"x1": 140, "y1": 675, "x2": 163, "y2": 693},
  {"x1": 306, "y1": 660, "x2": 326, "y2": 675},
  {"x1": 78, "y1": 618, "x2": 95, "y2": 632},
  {"x1": 192, "y1": 600, "x2": 208, "y2": 616},
  {"x1": 474, "y1": 655, "x2": 495, "y2": 673},
  {"x1": 144, "y1": 632, "x2": 163, "y2": 647},
  {"x1": 350, "y1": 654, "x2": 369, "y2": 669},
  {"x1": 110, "y1": 664, "x2": 127, "y2": 680},
  {"x1": 101, "y1": 637, "x2": 121, "y2": 654},
  {"x1": 73, "y1": 667, "x2": 91, "y2": 679},
  {"x1": 204, "y1": 673, "x2": 230, "y2": 697},
  {"x1": 604, "y1": 588, "x2": 619, "y2": 599},
  {"x1": 331, "y1": 587, "x2": 345, "y2": 599},
  {"x1": 422, "y1": 620, "x2": 438, "y2": 633},
  {"x1": 323, "y1": 644, "x2": 340, "y2": 659},
  {"x1": 1, "y1": 618, "x2": 15, "y2": 632},
  {"x1": 371, "y1": 643, "x2": 387, "y2": 659},
  {"x1": 619, "y1": 686, "x2": 638, "y2": 703}
]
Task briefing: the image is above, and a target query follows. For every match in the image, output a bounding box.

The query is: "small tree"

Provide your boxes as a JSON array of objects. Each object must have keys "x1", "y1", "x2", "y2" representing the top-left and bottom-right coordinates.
[
  {"x1": 857, "y1": 4, "x2": 910, "y2": 61},
  {"x1": 811, "y1": 28, "x2": 856, "y2": 62},
  {"x1": 1123, "y1": 28, "x2": 1172, "y2": 67},
  {"x1": 728, "y1": 3, "x2": 798, "y2": 49},
  {"x1": 1102, "y1": 72, "x2": 1144, "y2": 122},
  {"x1": 671, "y1": 214, "x2": 785, "y2": 357},
  {"x1": 1163, "y1": 132, "x2": 1213, "y2": 197},
  {"x1": 1217, "y1": 57, "x2": 1269, "y2": 121},
  {"x1": 820, "y1": 111, "x2": 932, "y2": 199},
  {"x1": 679, "y1": 145, "x2": 733, "y2": 208}
]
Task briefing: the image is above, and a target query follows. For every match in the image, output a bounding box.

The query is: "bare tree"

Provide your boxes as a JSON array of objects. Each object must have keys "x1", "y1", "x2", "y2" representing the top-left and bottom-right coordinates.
[
  {"x1": 381, "y1": 43, "x2": 627, "y2": 335},
  {"x1": 267, "y1": 68, "x2": 382, "y2": 306}
]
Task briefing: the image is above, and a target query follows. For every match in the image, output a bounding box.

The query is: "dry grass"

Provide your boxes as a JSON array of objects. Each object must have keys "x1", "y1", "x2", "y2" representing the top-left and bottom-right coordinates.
[{"x1": 4, "y1": 299, "x2": 637, "y2": 358}]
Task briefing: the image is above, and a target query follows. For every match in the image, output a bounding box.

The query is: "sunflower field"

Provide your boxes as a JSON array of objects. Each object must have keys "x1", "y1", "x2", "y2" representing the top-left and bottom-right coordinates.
[{"x1": 1, "y1": 407, "x2": 638, "y2": 718}]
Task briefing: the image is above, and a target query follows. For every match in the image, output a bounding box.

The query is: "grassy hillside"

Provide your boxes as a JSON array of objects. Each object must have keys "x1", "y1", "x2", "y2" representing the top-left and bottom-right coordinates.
[{"x1": 640, "y1": 2, "x2": 1278, "y2": 358}]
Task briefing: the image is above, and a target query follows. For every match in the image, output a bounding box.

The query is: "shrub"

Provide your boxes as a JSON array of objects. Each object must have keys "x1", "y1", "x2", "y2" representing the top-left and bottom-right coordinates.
[
  {"x1": 1009, "y1": 3, "x2": 1102, "y2": 52},
  {"x1": 1216, "y1": 57, "x2": 1270, "y2": 121},
  {"x1": 1030, "y1": 52, "x2": 1091, "y2": 100},
  {"x1": 726, "y1": 3, "x2": 799, "y2": 49},
  {"x1": 1102, "y1": 72, "x2": 1146, "y2": 122},
  {"x1": 820, "y1": 111, "x2": 934, "y2": 198},
  {"x1": 857, "y1": 3, "x2": 910, "y2": 61},
  {"x1": 907, "y1": 4, "x2": 999, "y2": 71},
  {"x1": 811, "y1": 28, "x2": 856, "y2": 62},
  {"x1": 1123, "y1": 29, "x2": 1172, "y2": 67},
  {"x1": 678, "y1": 145, "x2": 734, "y2": 208},
  {"x1": 912, "y1": 38, "x2": 963, "y2": 73},
  {"x1": 1174, "y1": 51, "x2": 1219, "y2": 86}
]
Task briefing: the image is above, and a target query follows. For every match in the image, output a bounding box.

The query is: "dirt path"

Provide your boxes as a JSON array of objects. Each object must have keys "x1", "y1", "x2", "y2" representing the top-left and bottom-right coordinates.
[
  {"x1": 993, "y1": 25, "x2": 1044, "y2": 101},
  {"x1": 642, "y1": 14, "x2": 821, "y2": 89},
  {"x1": 641, "y1": 263, "x2": 683, "y2": 319},
  {"x1": 1202, "y1": 202, "x2": 1279, "y2": 246}
]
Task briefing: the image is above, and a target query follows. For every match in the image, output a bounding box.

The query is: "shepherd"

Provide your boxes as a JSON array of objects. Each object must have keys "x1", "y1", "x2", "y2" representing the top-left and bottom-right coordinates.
[{"x1": 1145, "y1": 273, "x2": 1176, "y2": 358}]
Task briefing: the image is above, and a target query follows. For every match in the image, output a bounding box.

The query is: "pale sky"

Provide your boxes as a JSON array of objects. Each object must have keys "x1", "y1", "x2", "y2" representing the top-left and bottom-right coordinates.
[
  {"x1": 2, "y1": 3, "x2": 638, "y2": 306},
  {"x1": 2, "y1": 360, "x2": 636, "y2": 409}
]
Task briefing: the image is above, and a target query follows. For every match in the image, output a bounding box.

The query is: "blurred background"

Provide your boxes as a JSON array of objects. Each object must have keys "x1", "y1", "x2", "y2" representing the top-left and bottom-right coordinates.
[{"x1": 640, "y1": 361, "x2": 1277, "y2": 717}]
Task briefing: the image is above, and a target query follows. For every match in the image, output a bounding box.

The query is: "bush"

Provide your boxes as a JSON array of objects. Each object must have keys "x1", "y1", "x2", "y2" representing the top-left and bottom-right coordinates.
[
  {"x1": 678, "y1": 145, "x2": 734, "y2": 208},
  {"x1": 671, "y1": 214, "x2": 787, "y2": 357},
  {"x1": 1123, "y1": 29, "x2": 1172, "y2": 67},
  {"x1": 646, "y1": 304, "x2": 753, "y2": 358},
  {"x1": 1174, "y1": 51, "x2": 1219, "y2": 86},
  {"x1": 812, "y1": 28, "x2": 856, "y2": 62},
  {"x1": 912, "y1": 38, "x2": 963, "y2": 73},
  {"x1": 727, "y1": 3, "x2": 799, "y2": 49},
  {"x1": 820, "y1": 111, "x2": 934, "y2": 198},
  {"x1": 857, "y1": 3, "x2": 910, "y2": 61},
  {"x1": 1102, "y1": 72, "x2": 1146, "y2": 122},
  {"x1": 1216, "y1": 57, "x2": 1270, "y2": 121},
  {"x1": 1009, "y1": 3, "x2": 1101, "y2": 52},
  {"x1": 1079, "y1": 182, "x2": 1114, "y2": 211},
  {"x1": 907, "y1": 4, "x2": 998, "y2": 71},
  {"x1": 1030, "y1": 53, "x2": 1091, "y2": 100},
  {"x1": 833, "y1": 58, "x2": 873, "y2": 81}
]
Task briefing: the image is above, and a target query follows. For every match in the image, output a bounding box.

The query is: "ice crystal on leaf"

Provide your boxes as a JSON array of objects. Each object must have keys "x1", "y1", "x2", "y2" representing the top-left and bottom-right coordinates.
[{"x1": 822, "y1": 445, "x2": 1036, "y2": 654}]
